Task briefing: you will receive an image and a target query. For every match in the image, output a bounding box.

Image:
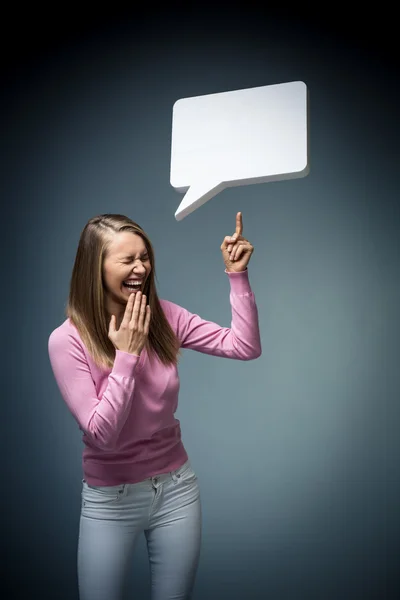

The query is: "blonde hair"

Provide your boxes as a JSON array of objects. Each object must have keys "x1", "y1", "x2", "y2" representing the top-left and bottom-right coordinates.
[{"x1": 66, "y1": 214, "x2": 181, "y2": 368}]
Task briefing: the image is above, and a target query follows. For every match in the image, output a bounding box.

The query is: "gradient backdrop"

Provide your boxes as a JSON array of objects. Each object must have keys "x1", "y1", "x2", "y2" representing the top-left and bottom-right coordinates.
[{"x1": 2, "y1": 7, "x2": 398, "y2": 600}]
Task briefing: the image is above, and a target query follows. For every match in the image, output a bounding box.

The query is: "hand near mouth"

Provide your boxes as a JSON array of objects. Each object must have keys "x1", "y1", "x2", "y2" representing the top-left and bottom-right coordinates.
[{"x1": 108, "y1": 291, "x2": 151, "y2": 356}]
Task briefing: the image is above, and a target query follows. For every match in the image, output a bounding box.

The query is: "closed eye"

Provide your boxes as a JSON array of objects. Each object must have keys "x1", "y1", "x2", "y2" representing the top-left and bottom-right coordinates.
[{"x1": 124, "y1": 255, "x2": 149, "y2": 263}]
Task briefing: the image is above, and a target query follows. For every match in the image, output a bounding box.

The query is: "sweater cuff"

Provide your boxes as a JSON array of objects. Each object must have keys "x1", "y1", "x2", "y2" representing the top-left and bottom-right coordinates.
[
  {"x1": 224, "y1": 268, "x2": 252, "y2": 294},
  {"x1": 113, "y1": 349, "x2": 140, "y2": 377}
]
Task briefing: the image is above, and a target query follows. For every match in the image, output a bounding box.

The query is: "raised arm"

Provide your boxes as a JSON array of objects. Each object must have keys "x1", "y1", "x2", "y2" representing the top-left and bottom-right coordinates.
[
  {"x1": 170, "y1": 268, "x2": 261, "y2": 360},
  {"x1": 170, "y1": 211, "x2": 261, "y2": 359}
]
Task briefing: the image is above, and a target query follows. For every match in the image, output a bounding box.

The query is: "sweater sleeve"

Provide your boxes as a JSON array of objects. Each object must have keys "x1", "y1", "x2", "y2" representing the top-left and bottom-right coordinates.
[
  {"x1": 48, "y1": 328, "x2": 140, "y2": 450},
  {"x1": 173, "y1": 268, "x2": 262, "y2": 360}
]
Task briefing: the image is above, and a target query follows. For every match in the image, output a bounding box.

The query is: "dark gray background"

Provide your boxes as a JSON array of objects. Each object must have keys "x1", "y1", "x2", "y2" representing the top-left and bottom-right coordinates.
[{"x1": 2, "y1": 6, "x2": 398, "y2": 600}]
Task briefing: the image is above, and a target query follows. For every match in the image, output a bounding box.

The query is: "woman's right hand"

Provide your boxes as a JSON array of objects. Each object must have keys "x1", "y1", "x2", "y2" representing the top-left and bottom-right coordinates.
[{"x1": 108, "y1": 292, "x2": 151, "y2": 355}]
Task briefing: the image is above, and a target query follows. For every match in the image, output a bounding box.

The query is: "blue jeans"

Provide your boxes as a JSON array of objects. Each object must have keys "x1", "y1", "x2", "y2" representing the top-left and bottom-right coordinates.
[{"x1": 77, "y1": 460, "x2": 202, "y2": 600}]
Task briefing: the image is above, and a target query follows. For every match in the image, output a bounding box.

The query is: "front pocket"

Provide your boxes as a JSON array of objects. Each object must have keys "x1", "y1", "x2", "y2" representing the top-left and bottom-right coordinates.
[
  {"x1": 82, "y1": 483, "x2": 121, "y2": 505},
  {"x1": 180, "y1": 466, "x2": 198, "y2": 485}
]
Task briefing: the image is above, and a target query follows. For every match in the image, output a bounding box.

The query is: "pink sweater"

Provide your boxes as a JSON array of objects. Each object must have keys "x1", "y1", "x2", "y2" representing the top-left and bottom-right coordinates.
[{"x1": 48, "y1": 269, "x2": 261, "y2": 485}]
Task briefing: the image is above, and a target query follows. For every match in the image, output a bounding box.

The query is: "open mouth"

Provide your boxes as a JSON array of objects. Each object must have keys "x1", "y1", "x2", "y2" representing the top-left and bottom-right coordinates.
[{"x1": 122, "y1": 279, "x2": 143, "y2": 292}]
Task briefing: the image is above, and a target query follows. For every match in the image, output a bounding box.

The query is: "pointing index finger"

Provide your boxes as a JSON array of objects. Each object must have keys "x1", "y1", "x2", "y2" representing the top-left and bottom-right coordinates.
[{"x1": 236, "y1": 212, "x2": 243, "y2": 236}]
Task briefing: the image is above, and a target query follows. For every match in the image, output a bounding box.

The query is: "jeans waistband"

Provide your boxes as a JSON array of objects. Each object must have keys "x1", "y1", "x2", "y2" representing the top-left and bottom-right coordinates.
[
  {"x1": 152, "y1": 459, "x2": 191, "y2": 485},
  {"x1": 82, "y1": 459, "x2": 192, "y2": 489}
]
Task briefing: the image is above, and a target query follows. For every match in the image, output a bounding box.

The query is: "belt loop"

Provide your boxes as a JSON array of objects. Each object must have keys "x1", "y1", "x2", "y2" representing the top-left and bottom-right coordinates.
[
  {"x1": 171, "y1": 468, "x2": 182, "y2": 484},
  {"x1": 171, "y1": 471, "x2": 178, "y2": 483}
]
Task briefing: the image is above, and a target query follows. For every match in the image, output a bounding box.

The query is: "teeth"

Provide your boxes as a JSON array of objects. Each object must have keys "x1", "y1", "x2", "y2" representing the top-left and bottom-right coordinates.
[{"x1": 124, "y1": 281, "x2": 141, "y2": 286}]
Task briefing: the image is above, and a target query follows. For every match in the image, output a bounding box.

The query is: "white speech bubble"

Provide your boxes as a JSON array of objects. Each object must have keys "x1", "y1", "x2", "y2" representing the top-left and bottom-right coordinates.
[{"x1": 170, "y1": 80, "x2": 309, "y2": 220}]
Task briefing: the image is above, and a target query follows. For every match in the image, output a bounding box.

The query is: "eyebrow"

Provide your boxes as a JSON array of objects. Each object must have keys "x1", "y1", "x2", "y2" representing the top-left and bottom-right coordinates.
[{"x1": 119, "y1": 251, "x2": 149, "y2": 259}]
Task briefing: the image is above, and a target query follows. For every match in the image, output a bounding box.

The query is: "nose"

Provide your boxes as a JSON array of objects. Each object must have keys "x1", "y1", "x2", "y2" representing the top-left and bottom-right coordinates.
[{"x1": 132, "y1": 262, "x2": 146, "y2": 275}]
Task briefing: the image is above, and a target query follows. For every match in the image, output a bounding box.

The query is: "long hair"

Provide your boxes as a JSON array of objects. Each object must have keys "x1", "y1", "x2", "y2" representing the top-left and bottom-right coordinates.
[{"x1": 65, "y1": 214, "x2": 181, "y2": 368}]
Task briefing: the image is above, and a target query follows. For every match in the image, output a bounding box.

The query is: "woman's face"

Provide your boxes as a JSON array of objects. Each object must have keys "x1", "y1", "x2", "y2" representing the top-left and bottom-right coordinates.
[{"x1": 102, "y1": 231, "x2": 152, "y2": 315}]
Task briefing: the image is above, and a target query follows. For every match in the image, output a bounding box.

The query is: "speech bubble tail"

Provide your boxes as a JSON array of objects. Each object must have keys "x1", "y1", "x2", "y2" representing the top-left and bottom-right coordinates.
[{"x1": 174, "y1": 180, "x2": 226, "y2": 221}]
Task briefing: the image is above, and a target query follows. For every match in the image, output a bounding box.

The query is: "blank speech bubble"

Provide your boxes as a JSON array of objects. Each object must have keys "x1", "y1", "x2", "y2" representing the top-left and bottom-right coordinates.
[{"x1": 170, "y1": 80, "x2": 309, "y2": 221}]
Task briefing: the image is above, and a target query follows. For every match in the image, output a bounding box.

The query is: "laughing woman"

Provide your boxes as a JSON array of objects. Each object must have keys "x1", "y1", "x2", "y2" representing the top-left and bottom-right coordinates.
[{"x1": 48, "y1": 211, "x2": 261, "y2": 600}]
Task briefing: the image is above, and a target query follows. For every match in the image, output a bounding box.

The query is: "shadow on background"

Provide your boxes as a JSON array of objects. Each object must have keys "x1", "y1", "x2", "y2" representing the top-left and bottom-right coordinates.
[{"x1": 1, "y1": 6, "x2": 398, "y2": 600}]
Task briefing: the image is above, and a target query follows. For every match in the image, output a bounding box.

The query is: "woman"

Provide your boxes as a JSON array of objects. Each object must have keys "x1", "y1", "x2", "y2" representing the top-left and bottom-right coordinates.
[{"x1": 48, "y1": 211, "x2": 261, "y2": 600}]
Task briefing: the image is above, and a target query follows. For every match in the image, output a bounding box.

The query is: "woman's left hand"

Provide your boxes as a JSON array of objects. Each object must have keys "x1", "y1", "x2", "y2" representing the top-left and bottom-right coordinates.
[{"x1": 221, "y1": 212, "x2": 254, "y2": 273}]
